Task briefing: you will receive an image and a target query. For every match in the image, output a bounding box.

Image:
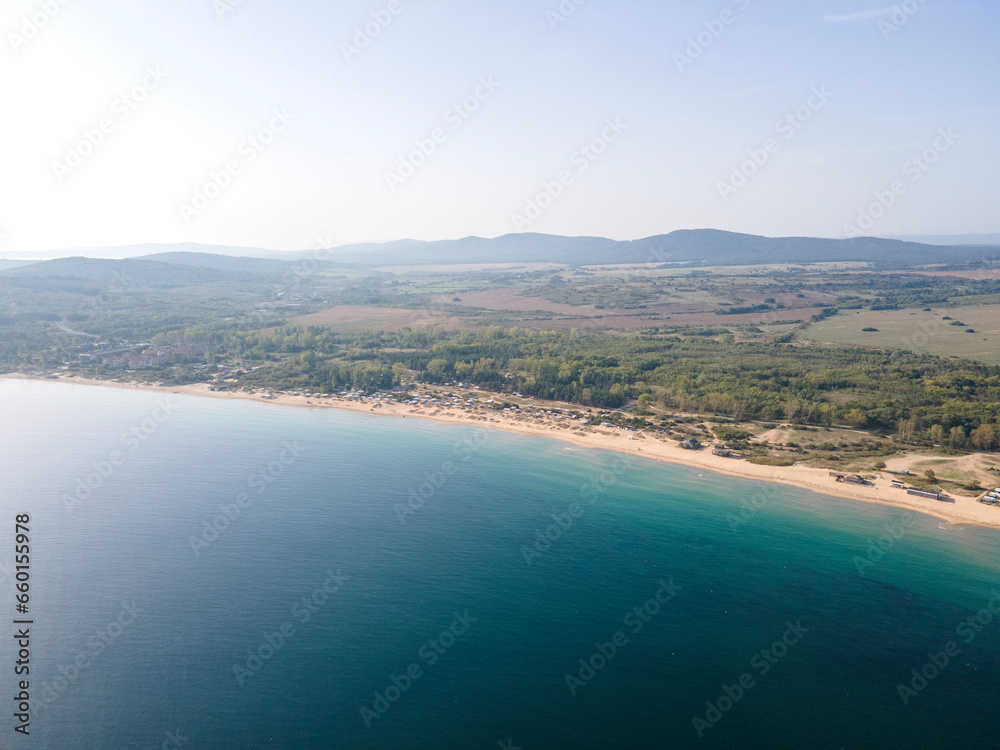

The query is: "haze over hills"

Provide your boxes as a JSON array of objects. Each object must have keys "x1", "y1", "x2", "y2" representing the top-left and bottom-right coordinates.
[
  {"x1": 1, "y1": 242, "x2": 287, "y2": 262},
  {"x1": 0, "y1": 256, "x2": 269, "y2": 287},
  {"x1": 323, "y1": 230, "x2": 999, "y2": 267},
  {"x1": 3, "y1": 230, "x2": 998, "y2": 272},
  {"x1": 0, "y1": 259, "x2": 37, "y2": 272},
  {"x1": 878, "y1": 234, "x2": 1000, "y2": 246},
  {"x1": 137, "y1": 252, "x2": 305, "y2": 275}
]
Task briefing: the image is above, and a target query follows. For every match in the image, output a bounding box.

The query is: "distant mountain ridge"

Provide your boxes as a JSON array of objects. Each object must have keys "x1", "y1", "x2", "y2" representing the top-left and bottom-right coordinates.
[
  {"x1": 0, "y1": 255, "x2": 291, "y2": 288},
  {"x1": 137, "y1": 252, "x2": 298, "y2": 275},
  {"x1": 2, "y1": 242, "x2": 284, "y2": 262},
  {"x1": 322, "y1": 229, "x2": 1000, "y2": 268},
  {"x1": 4, "y1": 230, "x2": 999, "y2": 270}
]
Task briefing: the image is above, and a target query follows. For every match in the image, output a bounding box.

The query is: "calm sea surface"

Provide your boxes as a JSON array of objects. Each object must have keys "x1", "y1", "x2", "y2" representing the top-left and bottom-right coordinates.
[{"x1": 1, "y1": 378, "x2": 999, "y2": 749}]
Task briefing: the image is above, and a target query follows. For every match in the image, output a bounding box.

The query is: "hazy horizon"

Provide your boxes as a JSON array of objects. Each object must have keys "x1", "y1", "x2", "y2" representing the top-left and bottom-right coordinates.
[
  {"x1": 8, "y1": 229, "x2": 1000, "y2": 263},
  {"x1": 1, "y1": 0, "x2": 997, "y2": 254}
]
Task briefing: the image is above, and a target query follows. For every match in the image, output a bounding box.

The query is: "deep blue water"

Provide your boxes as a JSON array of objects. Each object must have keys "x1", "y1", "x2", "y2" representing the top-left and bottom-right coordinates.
[{"x1": 1, "y1": 378, "x2": 999, "y2": 749}]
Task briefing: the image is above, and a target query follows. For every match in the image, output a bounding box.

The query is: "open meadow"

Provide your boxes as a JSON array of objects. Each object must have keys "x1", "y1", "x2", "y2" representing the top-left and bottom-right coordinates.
[{"x1": 800, "y1": 304, "x2": 1000, "y2": 365}]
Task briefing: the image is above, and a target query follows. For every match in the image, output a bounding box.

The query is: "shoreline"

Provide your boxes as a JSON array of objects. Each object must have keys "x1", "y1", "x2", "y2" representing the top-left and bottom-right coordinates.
[{"x1": 6, "y1": 373, "x2": 1000, "y2": 530}]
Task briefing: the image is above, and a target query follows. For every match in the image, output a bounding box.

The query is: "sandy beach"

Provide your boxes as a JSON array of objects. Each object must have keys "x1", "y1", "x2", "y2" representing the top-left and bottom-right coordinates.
[{"x1": 8, "y1": 373, "x2": 1000, "y2": 530}]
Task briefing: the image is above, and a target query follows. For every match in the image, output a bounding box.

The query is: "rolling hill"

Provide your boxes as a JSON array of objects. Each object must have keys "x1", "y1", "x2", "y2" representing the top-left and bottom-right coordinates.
[
  {"x1": 0, "y1": 256, "x2": 279, "y2": 288},
  {"x1": 323, "y1": 229, "x2": 1000, "y2": 268},
  {"x1": 6, "y1": 230, "x2": 998, "y2": 269}
]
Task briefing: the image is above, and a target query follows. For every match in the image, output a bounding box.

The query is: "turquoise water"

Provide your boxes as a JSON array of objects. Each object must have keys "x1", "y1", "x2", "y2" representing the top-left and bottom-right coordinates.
[{"x1": 1, "y1": 378, "x2": 999, "y2": 748}]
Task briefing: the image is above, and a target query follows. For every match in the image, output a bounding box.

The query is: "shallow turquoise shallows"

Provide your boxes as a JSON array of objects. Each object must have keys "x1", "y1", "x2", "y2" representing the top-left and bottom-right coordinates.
[{"x1": 2, "y1": 378, "x2": 999, "y2": 749}]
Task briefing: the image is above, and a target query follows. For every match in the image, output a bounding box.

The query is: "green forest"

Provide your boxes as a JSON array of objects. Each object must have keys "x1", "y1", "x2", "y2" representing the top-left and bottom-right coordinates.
[
  {"x1": 129, "y1": 325, "x2": 1000, "y2": 451},
  {"x1": 3, "y1": 254, "x2": 1000, "y2": 454}
]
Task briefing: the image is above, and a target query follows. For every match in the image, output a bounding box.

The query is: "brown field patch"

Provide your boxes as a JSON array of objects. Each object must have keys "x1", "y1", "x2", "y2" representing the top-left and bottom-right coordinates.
[
  {"x1": 439, "y1": 289, "x2": 595, "y2": 315},
  {"x1": 644, "y1": 303, "x2": 719, "y2": 315},
  {"x1": 292, "y1": 305, "x2": 465, "y2": 333},
  {"x1": 736, "y1": 291, "x2": 838, "y2": 306},
  {"x1": 445, "y1": 289, "x2": 822, "y2": 324},
  {"x1": 666, "y1": 307, "x2": 824, "y2": 325},
  {"x1": 503, "y1": 307, "x2": 825, "y2": 330}
]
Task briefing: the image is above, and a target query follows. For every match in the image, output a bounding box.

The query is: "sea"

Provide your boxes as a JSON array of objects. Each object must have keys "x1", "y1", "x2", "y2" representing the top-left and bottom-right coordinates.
[{"x1": 1, "y1": 377, "x2": 999, "y2": 749}]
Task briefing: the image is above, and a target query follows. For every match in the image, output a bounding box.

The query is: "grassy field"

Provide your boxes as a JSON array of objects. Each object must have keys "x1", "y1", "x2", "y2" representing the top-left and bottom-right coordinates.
[
  {"x1": 800, "y1": 305, "x2": 1000, "y2": 365},
  {"x1": 292, "y1": 306, "x2": 466, "y2": 333}
]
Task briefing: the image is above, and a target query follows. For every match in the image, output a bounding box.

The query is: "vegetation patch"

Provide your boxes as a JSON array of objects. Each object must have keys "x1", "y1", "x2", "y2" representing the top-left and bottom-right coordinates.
[{"x1": 746, "y1": 455, "x2": 798, "y2": 466}]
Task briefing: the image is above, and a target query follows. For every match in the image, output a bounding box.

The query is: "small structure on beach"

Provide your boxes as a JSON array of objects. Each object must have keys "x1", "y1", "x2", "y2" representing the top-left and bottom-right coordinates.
[
  {"x1": 833, "y1": 473, "x2": 866, "y2": 485},
  {"x1": 680, "y1": 438, "x2": 702, "y2": 450},
  {"x1": 712, "y1": 443, "x2": 734, "y2": 457},
  {"x1": 890, "y1": 480, "x2": 905, "y2": 489},
  {"x1": 907, "y1": 488, "x2": 943, "y2": 501}
]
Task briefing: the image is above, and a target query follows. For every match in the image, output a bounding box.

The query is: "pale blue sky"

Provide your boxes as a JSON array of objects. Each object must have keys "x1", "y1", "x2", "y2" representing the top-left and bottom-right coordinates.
[{"x1": 1, "y1": 0, "x2": 997, "y2": 252}]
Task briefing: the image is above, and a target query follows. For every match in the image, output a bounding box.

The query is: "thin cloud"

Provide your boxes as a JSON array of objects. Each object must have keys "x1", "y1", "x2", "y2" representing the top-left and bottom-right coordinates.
[{"x1": 823, "y1": 8, "x2": 894, "y2": 22}]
